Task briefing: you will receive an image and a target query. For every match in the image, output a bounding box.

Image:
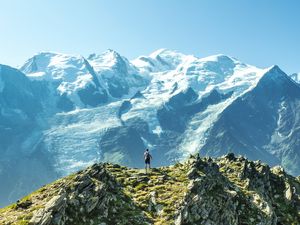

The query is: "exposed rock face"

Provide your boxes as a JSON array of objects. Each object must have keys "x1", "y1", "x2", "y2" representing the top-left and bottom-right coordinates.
[
  {"x1": 175, "y1": 154, "x2": 300, "y2": 225},
  {"x1": 1, "y1": 164, "x2": 148, "y2": 225},
  {"x1": 1, "y1": 154, "x2": 300, "y2": 225},
  {"x1": 176, "y1": 158, "x2": 241, "y2": 225}
]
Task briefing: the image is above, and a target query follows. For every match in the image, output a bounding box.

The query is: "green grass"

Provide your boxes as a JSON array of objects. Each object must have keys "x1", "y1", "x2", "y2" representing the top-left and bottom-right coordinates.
[{"x1": 2, "y1": 157, "x2": 300, "y2": 225}]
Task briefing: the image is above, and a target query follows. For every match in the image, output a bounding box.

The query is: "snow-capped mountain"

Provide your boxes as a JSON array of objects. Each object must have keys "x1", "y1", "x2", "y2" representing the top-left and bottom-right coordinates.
[
  {"x1": 202, "y1": 66, "x2": 300, "y2": 174},
  {"x1": 1, "y1": 49, "x2": 300, "y2": 207},
  {"x1": 21, "y1": 52, "x2": 108, "y2": 110},
  {"x1": 87, "y1": 49, "x2": 148, "y2": 98},
  {"x1": 0, "y1": 65, "x2": 57, "y2": 208},
  {"x1": 20, "y1": 50, "x2": 147, "y2": 111},
  {"x1": 131, "y1": 48, "x2": 192, "y2": 73},
  {"x1": 290, "y1": 72, "x2": 300, "y2": 83}
]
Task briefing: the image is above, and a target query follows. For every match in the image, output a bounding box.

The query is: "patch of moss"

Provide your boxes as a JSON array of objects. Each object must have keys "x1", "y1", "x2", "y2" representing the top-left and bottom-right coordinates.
[
  {"x1": 15, "y1": 220, "x2": 29, "y2": 225},
  {"x1": 2, "y1": 157, "x2": 300, "y2": 225},
  {"x1": 105, "y1": 162, "x2": 190, "y2": 225}
]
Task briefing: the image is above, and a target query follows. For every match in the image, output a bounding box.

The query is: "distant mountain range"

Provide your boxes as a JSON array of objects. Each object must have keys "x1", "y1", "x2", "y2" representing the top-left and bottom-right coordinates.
[{"x1": 1, "y1": 49, "x2": 300, "y2": 207}]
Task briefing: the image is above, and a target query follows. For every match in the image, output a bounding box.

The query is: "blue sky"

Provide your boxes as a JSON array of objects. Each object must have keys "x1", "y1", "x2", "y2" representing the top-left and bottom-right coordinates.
[{"x1": 0, "y1": 0, "x2": 299, "y2": 73}]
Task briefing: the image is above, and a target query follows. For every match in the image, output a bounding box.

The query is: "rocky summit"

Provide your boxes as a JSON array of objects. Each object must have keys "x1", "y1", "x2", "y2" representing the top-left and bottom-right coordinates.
[{"x1": 1, "y1": 153, "x2": 300, "y2": 225}]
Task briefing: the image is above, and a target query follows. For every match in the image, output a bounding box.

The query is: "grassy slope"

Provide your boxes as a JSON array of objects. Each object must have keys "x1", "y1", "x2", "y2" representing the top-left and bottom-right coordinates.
[{"x1": 1, "y1": 154, "x2": 300, "y2": 225}]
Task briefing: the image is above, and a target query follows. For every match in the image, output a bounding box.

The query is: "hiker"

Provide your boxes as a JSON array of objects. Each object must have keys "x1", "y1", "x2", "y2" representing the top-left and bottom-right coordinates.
[{"x1": 144, "y1": 149, "x2": 152, "y2": 173}]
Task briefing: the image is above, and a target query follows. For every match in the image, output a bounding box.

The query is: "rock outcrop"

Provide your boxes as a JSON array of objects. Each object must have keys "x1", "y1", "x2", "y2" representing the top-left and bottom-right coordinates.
[
  {"x1": 1, "y1": 154, "x2": 300, "y2": 225},
  {"x1": 175, "y1": 154, "x2": 300, "y2": 225},
  {"x1": 0, "y1": 164, "x2": 148, "y2": 225}
]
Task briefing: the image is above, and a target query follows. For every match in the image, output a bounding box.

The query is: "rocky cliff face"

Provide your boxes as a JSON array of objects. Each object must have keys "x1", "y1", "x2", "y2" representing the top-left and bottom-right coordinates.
[{"x1": 1, "y1": 154, "x2": 300, "y2": 225}]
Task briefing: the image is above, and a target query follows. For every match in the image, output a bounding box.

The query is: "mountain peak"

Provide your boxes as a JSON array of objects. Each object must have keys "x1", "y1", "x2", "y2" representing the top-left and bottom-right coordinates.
[
  {"x1": 1, "y1": 154, "x2": 300, "y2": 224},
  {"x1": 265, "y1": 64, "x2": 281, "y2": 73},
  {"x1": 149, "y1": 48, "x2": 185, "y2": 58},
  {"x1": 259, "y1": 65, "x2": 289, "y2": 83},
  {"x1": 251, "y1": 65, "x2": 300, "y2": 97},
  {"x1": 199, "y1": 54, "x2": 241, "y2": 65},
  {"x1": 87, "y1": 49, "x2": 126, "y2": 69},
  {"x1": 88, "y1": 49, "x2": 122, "y2": 59},
  {"x1": 28, "y1": 51, "x2": 85, "y2": 63},
  {"x1": 20, "y1": 51, "x2": 86, "y2": 76},
  {"x1": 132, "y1": 49, "x2": 192, "y2": 73}
]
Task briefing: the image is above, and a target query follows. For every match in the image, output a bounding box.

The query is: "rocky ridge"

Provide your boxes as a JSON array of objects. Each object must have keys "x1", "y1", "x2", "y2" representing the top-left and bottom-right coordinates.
[{"x1": 1, "y1": 153, "x2": 300, "y2": 225}]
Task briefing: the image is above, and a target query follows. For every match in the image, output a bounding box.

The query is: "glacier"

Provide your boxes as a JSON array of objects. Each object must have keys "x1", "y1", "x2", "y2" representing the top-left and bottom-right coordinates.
[{"x1": 1, "y1": 49, "x2": 300, "y2": 207}]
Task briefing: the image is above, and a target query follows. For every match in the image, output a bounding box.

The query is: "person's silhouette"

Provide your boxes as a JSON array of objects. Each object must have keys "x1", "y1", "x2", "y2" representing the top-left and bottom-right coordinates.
[{"x1": 144, "y1": 149, "x2": 152, "y2": 173}]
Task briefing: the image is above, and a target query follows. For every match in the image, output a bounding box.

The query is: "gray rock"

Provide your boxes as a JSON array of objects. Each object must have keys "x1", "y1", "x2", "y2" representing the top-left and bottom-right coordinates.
[
  {"x1": 29, "y1": 210, "x2": 52, "y2": 225},
  {"x1": 45, "y1": 194, "x2": 66, "y2": 211},
  {"x1": 187, "y1": 167, "x2": 198, "y2": 179},
  {"x1": 86, "y1": 196, "x2": 99, "y2": 213}
]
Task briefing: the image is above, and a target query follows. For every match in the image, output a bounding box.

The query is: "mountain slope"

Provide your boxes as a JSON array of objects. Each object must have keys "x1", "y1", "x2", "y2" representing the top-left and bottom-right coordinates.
[
  {"x1": 88, "y1": 49, "x2": 148, "y2": 99},
  {"x1": 20, "y1": 50, "x2": 148, "y2": 110},
  {"x1": 20, "y1": 52, "x2": 109, "y2": 110},
  {"x1": 21, "y1": 50, "x2": 264, "y2": 177},
  {"x1": 1, "y1": 154, "x2": 300, "y2": 225},
  {"x1": 2, "y1": 49, "x2": 300, "y2": 208},
  {"x1": 0, "y1": 65, "x2": 58, "y2": 209},
  {"x1": 201, "y1": 66, "x2": 300, "y2": 175}
]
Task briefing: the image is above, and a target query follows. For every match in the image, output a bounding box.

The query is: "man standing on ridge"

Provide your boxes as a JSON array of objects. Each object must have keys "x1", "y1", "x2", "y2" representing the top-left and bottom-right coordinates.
[{"x1": 144, "y1": 149, "x2": 152, "y2": 173}]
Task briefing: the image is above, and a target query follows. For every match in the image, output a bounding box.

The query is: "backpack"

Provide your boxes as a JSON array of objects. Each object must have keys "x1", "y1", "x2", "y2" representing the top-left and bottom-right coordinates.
[{"x1": 145, "y1": 151, "x2": 151, "y2": 160}]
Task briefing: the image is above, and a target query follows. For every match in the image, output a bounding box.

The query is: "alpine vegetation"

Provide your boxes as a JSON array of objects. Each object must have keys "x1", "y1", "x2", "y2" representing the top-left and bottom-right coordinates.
[{"x1": 1, "y1": 154, "x2": 300, "y2": 225}]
